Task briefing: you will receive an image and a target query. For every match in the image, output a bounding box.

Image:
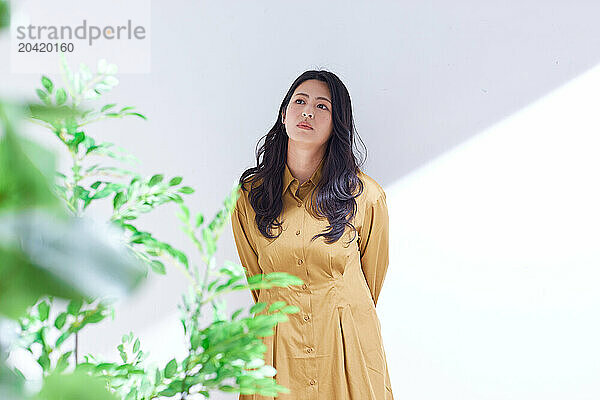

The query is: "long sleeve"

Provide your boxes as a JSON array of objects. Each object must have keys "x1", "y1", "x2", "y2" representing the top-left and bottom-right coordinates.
[
  {"x1": 358, "y1": 191, "x2": 389, "y2": 308},
  {"x1": 231, "y1": 192, "x2": 263, "y2": 304}
]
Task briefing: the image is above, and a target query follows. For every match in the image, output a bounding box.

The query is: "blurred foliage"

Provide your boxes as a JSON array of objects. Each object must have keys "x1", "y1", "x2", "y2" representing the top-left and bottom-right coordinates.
[
  {"x1": 0, "y1": 98, "x2": 144, "y2": 398},
  {"x1": 0, "y1": 104, "x2": 81, "y2": 319},
  {"x1": 0, "y1": 0, "x2": 8, "y2": 31},
  {"x1": 6, "y1": 55, "x2": 193, "y2": 390},
  {"x1": 1, "y1": 5, "x2": 306, "y2": 394},
  {"x1": 35, "y1": 369, "x2": 119, "y2": 400}
]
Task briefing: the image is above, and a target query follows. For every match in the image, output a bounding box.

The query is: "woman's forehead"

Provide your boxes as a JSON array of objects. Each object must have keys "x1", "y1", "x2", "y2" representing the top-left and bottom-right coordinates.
[{"x1": 293, "y1": 80, "x2": 331, "y2": 101}]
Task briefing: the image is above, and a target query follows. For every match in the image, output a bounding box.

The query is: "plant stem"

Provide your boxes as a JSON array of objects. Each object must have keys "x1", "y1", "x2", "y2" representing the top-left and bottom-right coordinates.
[
  {"x1": 27, "y1": 117, "x2": 54, "y2": 131},
  {"x1": 78, "y1": 115, "x2": 109, "y2": 128},
  {"x1": 75, "y1": 332, "x2": 78, "y2": 365}
]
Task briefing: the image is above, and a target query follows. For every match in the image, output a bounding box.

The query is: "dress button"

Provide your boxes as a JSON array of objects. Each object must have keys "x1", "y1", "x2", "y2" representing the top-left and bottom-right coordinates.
[
  {"x1": 296, "y1": 230, "x2": 301, "y2": 235},
  {"x1": 304, "y1": 314, "x2": 310, "y2": 321},
  {"x1": 298, "y1": 259, "x2": 303, "y2": 265},
  {"x1": 302, "y1": 284, "x2": 308, "y2": 290},
  {"x1": 297, "y1": 202, "x2": 302, "y2": 207},
  {"x1": 306, "y1": 347, "x2": 313, "y2": 353},
  {"x1": 310, "y1": 379, "x2": 317, "y2": 385}
]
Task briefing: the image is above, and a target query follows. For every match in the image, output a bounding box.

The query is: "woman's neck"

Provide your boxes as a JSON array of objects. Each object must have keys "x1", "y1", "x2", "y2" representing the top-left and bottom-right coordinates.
[{"x1": 286, "y1": 146, "x2": 325, "y2": 185}]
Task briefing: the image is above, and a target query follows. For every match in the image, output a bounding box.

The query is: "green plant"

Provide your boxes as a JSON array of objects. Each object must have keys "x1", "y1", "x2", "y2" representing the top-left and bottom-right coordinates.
[
  {"x1": 0, "y1": 97, "x2": 142, "y2": 400},
  {"x1": 5, "y1": 55, "x2": 306, "y2": 398},
  {"x1": 14, "y1": 55, "x2": 194, "y2": 379}
]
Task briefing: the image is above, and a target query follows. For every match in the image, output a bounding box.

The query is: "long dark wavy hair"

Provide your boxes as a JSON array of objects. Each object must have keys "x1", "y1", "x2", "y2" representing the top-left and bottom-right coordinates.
[{"x1": 238, "y1": 70, "x2": 367, "y2": 245}]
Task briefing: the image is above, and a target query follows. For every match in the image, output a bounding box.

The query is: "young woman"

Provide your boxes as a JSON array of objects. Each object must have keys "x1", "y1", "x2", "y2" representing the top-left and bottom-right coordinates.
[{"x1": 231, "y1": 70, "x2": 393, "y2": 399}]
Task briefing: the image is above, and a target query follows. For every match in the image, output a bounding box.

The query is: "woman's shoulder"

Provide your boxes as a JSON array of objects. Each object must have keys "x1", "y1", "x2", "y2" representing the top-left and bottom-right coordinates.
[
  {"x1": 357, "y1": 168, "x2": 386, "y2": 203},
  {"x1": 234, "y1": 178, "x2": 254, "y2": 216}
]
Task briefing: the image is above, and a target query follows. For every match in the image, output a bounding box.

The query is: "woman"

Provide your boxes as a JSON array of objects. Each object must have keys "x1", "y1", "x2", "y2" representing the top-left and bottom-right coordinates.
[{"x1": 231, "y1": 70, "x2": 393, "y2": 399}]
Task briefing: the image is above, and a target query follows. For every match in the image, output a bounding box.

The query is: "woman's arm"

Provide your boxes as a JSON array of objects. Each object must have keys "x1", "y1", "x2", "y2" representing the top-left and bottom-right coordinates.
[
  {"x1": 231, "y1": 190, "x2": 263, "y2": 304},
  {"x1": 358, "y1": 190, "x2": 390, "y2": 307}
]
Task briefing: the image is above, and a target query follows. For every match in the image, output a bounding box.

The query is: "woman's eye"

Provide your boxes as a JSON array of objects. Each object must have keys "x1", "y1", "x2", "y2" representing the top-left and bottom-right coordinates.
[{"x1": 294, "y1": 99, "x2": 328, "y2": 110}]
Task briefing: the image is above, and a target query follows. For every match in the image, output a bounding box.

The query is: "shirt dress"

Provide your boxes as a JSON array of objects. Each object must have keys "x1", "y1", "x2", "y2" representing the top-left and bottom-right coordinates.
[{"x1": 231, "y1": 157, "x2": 394, "y2": 399}]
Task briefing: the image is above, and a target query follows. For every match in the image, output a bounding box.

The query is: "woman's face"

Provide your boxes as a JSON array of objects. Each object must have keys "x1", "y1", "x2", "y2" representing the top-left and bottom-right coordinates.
[{"x1": 282, "y1": 79, "x2": 333, "y2": 147}]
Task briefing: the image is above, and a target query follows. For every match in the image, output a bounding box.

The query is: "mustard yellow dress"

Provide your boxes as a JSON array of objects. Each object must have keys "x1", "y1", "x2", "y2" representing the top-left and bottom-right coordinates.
[{"x1": 231, "y1": 158, "x2": 394, "y2": 399}]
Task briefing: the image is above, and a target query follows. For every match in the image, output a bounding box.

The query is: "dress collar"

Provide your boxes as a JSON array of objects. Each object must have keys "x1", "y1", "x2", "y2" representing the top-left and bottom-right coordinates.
[{"x1": 282, "y1": 157, "x2": 325, "y2": 196}]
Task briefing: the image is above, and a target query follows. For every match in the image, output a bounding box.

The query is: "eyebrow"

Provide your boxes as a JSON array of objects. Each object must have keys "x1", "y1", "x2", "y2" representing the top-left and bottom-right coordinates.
[{"x1": 295, "y1": 92, "x2": 331, "y2": 104}]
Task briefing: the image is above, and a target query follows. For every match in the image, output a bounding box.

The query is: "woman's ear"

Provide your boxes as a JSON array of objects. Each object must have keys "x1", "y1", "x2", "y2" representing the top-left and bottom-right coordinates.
[{"x1": 281, "y1": 111, "x2": 285, "y2": 124}]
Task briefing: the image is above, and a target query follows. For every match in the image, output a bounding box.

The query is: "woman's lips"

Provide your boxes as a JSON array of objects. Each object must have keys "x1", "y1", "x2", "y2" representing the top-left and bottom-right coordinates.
[{"x1": 297, "y1": 124, "x2": 313, "y2": 130}]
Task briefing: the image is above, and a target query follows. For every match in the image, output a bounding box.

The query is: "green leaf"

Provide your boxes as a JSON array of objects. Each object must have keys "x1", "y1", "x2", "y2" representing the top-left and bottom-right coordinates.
[
  {"x1": 254, "y1": 327, "x2": 274, "y2": 336},
  {"x1": 41, "y1": 76, "x2": 54, "y2": 93},
  {"x1": 65, "y1": 117, "x2": 78, "y2": 134},
  {"x1": 246, "y1": 274, "x2": 264, "y2": 284},
  {"x1": 195, "y1": 213, "x2": 204, "y2": 228},
  {"x1": 190, "y1": 331, "x2": 201, "y2": 349},
  {"x1": 55, "y1": 88, "x2": 67, "y2": 105},
  {"x1": 101, "y1": 103, "x2": 116, "y2": 112},
  {"x1": 148, "y1": 174, "x2": 163, "y2": 186},
  {"x1": 67, "y1": 299, "x2": 82, "y2": 315},
  {"x1": 113, "y1": 191, "x2": 126, "y2": 210},
  {"x1": 55, "y1": 331, "x2": 70, "y2": 347},
  {"x1": 96, "y1": 363, "x2": 117, "y2": 372},
  {"x1": 181, "y1": 205, "x2": 190, "y2": 219},
  {"x1": 73, "y1": 185, "x2": 90, "y2": 204},
  {"x1": 150, "y1": 260, "x2": 166, "y2": 275},
  {"x1": 55, "y1": 350, "x2": 72, "y2": 373},
  {"x1": 69, "y1": 131, "x2": 85, "y2": 152},
  {"x1": 164, "y1": 358, "x2": 177, "y2": 379},
  {"x1": 125, "y1": 112, "x2": 147, "y2": 120},
  {"x1": 54, "y1": 312, "x2": 68, "y2": 329},
  {"x1": 37, "y1": 354, "x2": 51, "y2": 371},
  {"x1": 280, "y1": 305, "x2": 300, "y2": 314},
  {"x1": 37, "y1": 300, "x2": 50, "y2": 321},
  {"x1": 36, "y1": 88, "x2": 51, "y2": 105},
  {"x1": 168, "y1": 176, "x2": 182, "y2": 186},
  {"x1": 268, "y1": 301, "x2": 286, "y2": 313},
  {"x1": 37, "y1": 369, "x2": 119, "y2": 400},
  {"x1": 250, "y1": 302, "x2": 267, "y2": 315},
  {"x1": 84, "y1": 312, "x2": 106, "y2": 324},
  {"x1": 231, "y1": 308, "x2": 243, "y2": 320},
  {"x1": 207, "y1": 278, "x2": 219, "y2": 292},
  {"x1": 158, "y1": 387, "x2": 179, "y2": 397},
  {"x1": 272, "y1": 313, "x2": 289, "y2": 323},
  {"x1": 178, "y1": 186, "x2": 194, "y2": 194},
  {"x1": 133, "y1": 338, "x2": 140, "y2": 353},
  {"x1": 90, "y1": 181, "x2": 102, "y2": 190}
]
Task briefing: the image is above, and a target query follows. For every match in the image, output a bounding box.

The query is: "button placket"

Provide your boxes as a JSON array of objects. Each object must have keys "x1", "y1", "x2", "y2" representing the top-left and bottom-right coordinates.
[{"x1": 296, "y1": 190, "x2": 317, "y2": 388}]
